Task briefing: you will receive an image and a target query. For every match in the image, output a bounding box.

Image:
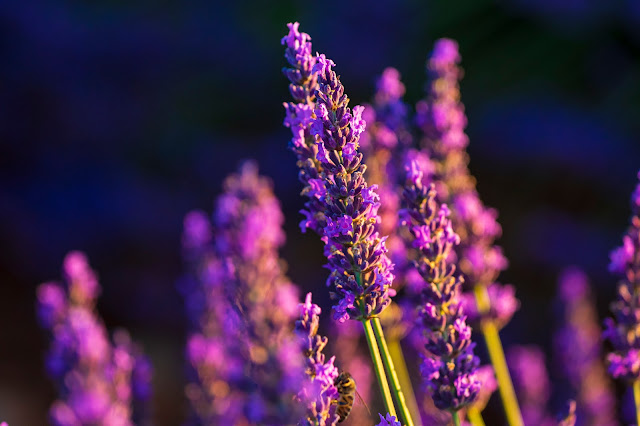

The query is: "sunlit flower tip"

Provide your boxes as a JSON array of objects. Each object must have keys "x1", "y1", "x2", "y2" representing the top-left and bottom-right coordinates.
[
  {"x1": 430, "y1": 38, "x2": 461, "y2": 69},
  {"x1": 376, "y1": 67, "x2": 405, "y2": 101},
  {"x1": 63, "y1": 251, "x2": 100, "y2": 303},
  {"x1": 376, "y1": 413, "x2": 402, "y2": 426}
]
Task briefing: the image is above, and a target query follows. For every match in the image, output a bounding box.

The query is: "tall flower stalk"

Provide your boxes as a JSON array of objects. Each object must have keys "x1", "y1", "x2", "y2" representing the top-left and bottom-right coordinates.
[
  {"x1": 282, "y1": 22, "x2": 413, "y2": 426},
  {"x1": 416, "y1": 38, "x2": 522, "y2": 426},
  {"x1": 603, "y1": 170, "x2": 640, "y2": 424},
  {"x1": 180, "y1": 162, "x2": 304, "y2": 424},
  {"x1": 36, "y1": 251, "x2": 152, "y2": 426},
  {"x1": 400, "y1": 160, "x2": 480, "y2": 425}
]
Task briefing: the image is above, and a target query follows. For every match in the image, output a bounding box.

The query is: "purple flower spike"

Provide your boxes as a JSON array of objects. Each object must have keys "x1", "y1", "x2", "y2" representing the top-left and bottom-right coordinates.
[
  {"x1": 312, "y1": 53, "x2": 397, "y2": 322},
  {"x1": 400, "y1": 159, "x2": 480, "y2": 412},
  {"x1": 376, "y1": 413, "x2": 402, "y2": 426},
  {"x1": 417, "y1": 37, "x2": 518, "y2": 332},
  {"x1": 36, "y1": 252, "x2": 152, "y2": 426},
  {"x1": 180, "y1": 161, "x2": 304, "y2": 424},
  {"x1": 282, "y1": 25, "x2": 396, "y2": 323},
  {"x1": 295, "y1": 293, "x2": 340, "y2": 426},
  {"x1": 604, "y1": 171, "x2": 640, "y2": 383},
  {"x1": 554, "y1": 267, "x2": 617, "y2": 425}
]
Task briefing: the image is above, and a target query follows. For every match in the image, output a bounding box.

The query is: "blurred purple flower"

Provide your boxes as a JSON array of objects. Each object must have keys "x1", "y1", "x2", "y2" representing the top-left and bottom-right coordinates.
[
  {"x1": 36, "y1": 251, "x2": 152, "y2": 426},
  {"x1": 416, "y1": 39, "x2": 518, "y2": 354},
  {"x1": 603, "y1": 171, "x2": 640, "y2": 382},
  {"x1": 554, "y1": 267, "x2": 617, "y2": 425},
  {"x1": 180, "y1": 161, "x2": 304, "y2": 424}
]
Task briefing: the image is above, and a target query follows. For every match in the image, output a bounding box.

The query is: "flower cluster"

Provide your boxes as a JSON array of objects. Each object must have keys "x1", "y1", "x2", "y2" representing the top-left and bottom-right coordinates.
[
  {"x1": 604, "y1": 171, "x2": 640, "y2": 381},
  {"x1": 36, "y1": 251, "x2": 152, "y2": 426},
  {"x1": 295, "y1": 293, "x2": 340, "y2": 426},
  {"x1": 180, "y1": 161, "x2": 304, "y2": 424},
  {"x1": 289, "y1": 38, "x2": 396, "y2": 323},
  {"x1": 400, "y1": 159, "x2": 480, "y2": 411},
  {"x1": 555, "y1": 267, "x2": 617, "y2": 425},
  {"x1": 416, "y1": 38, "x2": 518, "y2": 327}
]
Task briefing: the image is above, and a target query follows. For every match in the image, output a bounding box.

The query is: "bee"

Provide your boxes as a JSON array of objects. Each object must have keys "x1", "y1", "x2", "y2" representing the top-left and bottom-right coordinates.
[{"x1": 334, "y1": 371, "x2": 370, "y2": 422}]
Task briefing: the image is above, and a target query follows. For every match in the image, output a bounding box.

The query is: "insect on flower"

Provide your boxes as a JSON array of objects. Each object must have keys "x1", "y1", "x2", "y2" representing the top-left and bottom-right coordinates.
[{"x1": 334, "y1": 371, "x2": 370, "y2": 422}]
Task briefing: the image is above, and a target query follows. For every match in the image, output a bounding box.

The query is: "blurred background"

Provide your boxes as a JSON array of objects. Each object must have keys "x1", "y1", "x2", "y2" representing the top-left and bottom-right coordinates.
[{"x1": 2, "y1": 0, "x2": 640, "y2": 424}]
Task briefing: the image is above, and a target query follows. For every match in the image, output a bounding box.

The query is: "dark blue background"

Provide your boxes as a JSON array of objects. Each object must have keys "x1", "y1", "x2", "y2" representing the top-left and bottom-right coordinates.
[{"x1": 2, "y1": 0, "x2": 640, "y2": 423}]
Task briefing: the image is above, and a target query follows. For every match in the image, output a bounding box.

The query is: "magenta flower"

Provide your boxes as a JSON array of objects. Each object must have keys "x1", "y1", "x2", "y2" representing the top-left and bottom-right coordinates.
[
  {"x1": 603, "y1": 171, "x2": 640, "y2": 382},
  {"x1": 180, "y1": 161, "x2": 304, "y2": 424},
  {"x1": 36, "y1": 252, "x2": 152, "y2": 426},
  {"x1": 416, "y1": 38, "x2": 518, "y2": 336}
]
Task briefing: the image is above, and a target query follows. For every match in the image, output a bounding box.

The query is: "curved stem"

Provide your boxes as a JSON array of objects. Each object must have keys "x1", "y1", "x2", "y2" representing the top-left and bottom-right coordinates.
[
  {"x1": 474, "y1": 285, "x2": 523, "y2": 426},
  {"x1": 372, "y1": 317, "x2": 415, "y2": 426},
  {"x1": 634, "y1": 380, "x2": 640, "y2": 426},
  {"x1": 362, "y1": 318, "x2": 396, "y2": 419},
  {"x1": 388, "y1": 338, "x2": 422, "y2": 426}
]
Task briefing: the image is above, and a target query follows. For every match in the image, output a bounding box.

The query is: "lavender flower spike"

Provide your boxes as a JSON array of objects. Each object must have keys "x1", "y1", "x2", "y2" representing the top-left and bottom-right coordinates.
[
  {"x1": 417, "y1": 38, "x2": 518, "y2": 328},
  {"x1": 604, "y1": 171, "x2": 640, "y2": 381},
  {"x1": 296, "y1": 293, "x2": 340, "y2": 426},
  {"x1": 400, "y1": 159, "x2": 480, "y2": 411},
  {"x1": 310, "y1": 53, "x2": 395, "y2": 322},
  {"x1": 180, "y1": 161, "x2": 304, "y2": 424},
  {"x1": 36, "y1": 251, "x2": 152, "y2": 426}
]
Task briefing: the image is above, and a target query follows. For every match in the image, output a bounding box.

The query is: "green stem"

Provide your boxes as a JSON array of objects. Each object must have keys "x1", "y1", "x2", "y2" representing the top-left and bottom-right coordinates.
[
  {"x1": 388, "y1": 338, "x2": 422, "y2": 426},
  {"x1": 634, "y1": 380, "x2": 640, "y2": 426},
  {"x1": 452, "y1": 411, "x2": 461, "y2": 426},
  {"x1": 474, "y1": 285, "x2": 523, "y2": 426},
  {"x1": 361, "y1": 319, "x2": 397, "y2": 419},
  {"x1": 372, "y1": 317, "x2": 415, "y2": 426},
  {"x1": 467, "y1": 407, "x2": 486, "y2": 426}
]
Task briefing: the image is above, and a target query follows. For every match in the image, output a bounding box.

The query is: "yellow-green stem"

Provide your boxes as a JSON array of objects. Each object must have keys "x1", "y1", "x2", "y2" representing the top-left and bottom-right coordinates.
[
  {"x1": 467, "y1": 407, "x2": 486, "y2": 426},
  {"x1": 633, "y1": 380, "x2": 640, "y2": 426},
  {"x1": 372, "y1": 317, "x2": 415, "y2": 426},
  {"x1": 362, "y1": 319, "x2": 397, "y2": 419},
  {"x1": 474, "y1": 285, "x2": 523, "y2": 426},
  {"x1": 452, "y1": 411, "x2": 461, "y2": 426},
  {"x1": 388, "y1": 338, "x2": 422, "y2": 426}
]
